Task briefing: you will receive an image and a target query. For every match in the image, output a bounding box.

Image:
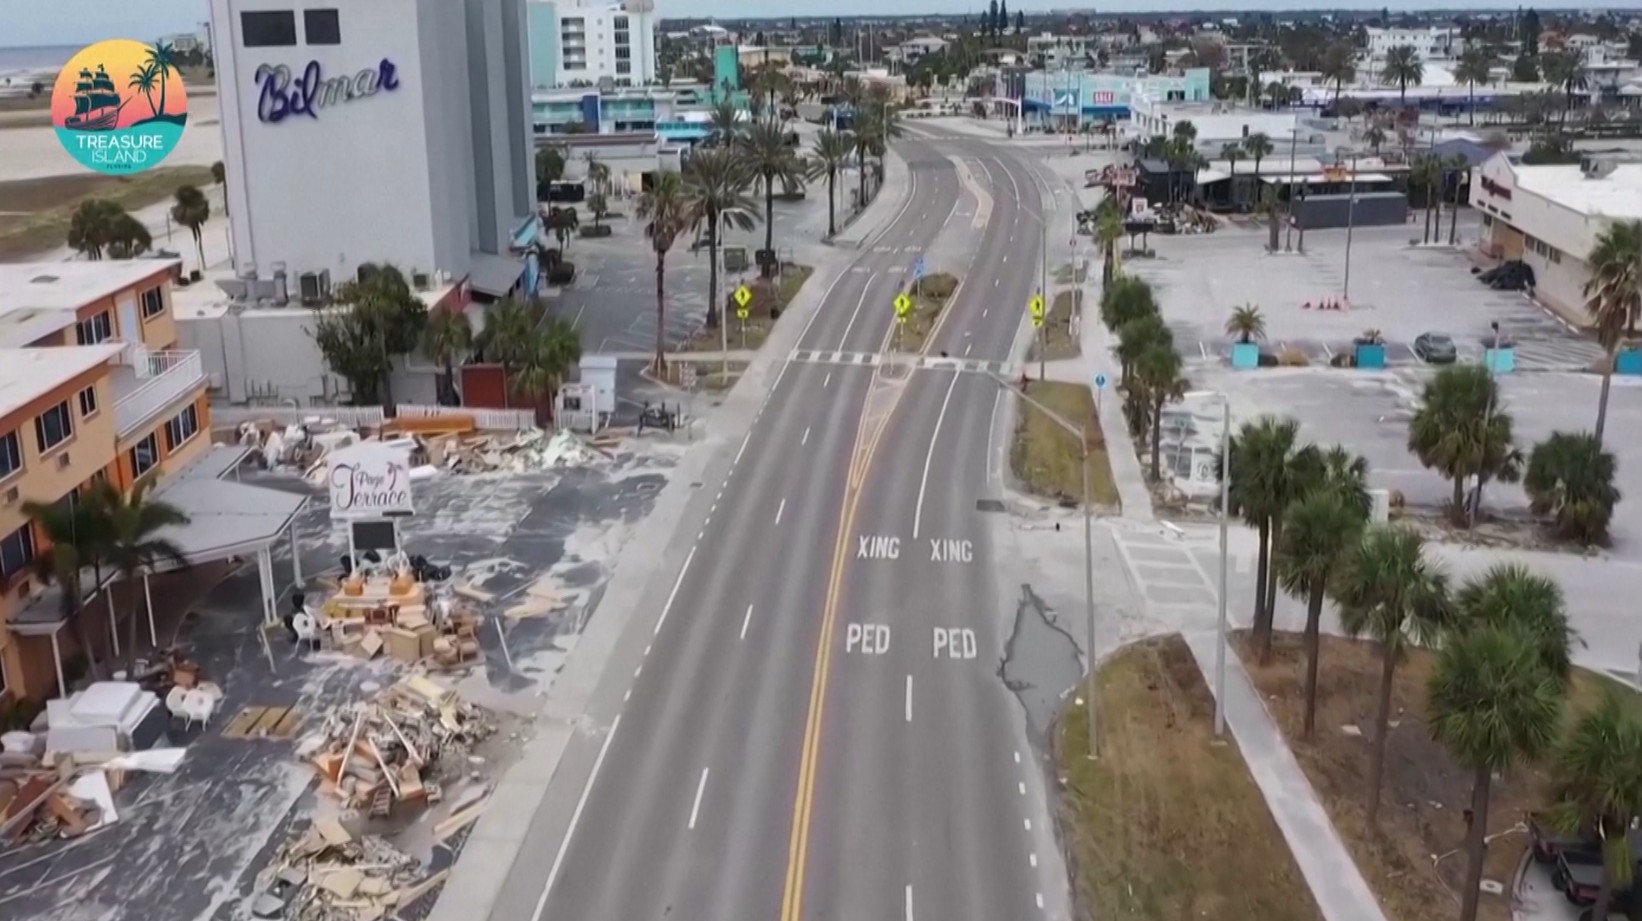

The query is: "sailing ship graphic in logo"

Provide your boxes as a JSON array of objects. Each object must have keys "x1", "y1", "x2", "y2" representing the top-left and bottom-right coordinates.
[{"x1": 52, "y1": 39, "x2": 189, "y2": 175}]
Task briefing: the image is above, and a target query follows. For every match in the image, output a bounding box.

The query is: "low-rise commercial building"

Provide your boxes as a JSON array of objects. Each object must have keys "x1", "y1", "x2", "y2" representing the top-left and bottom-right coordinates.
[
  {"x1": 0, "y1": 262, "x2": 214, "y2": 701},
  {"x1": 1471, "y1": 151, "x2": 1642, "y2": 324}
]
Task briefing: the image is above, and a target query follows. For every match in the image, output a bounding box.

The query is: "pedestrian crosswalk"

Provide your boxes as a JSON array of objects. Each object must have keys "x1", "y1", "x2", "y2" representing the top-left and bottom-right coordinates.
[{"x1": 786, "y1": 349, "x2": 1009, "y2": 376}]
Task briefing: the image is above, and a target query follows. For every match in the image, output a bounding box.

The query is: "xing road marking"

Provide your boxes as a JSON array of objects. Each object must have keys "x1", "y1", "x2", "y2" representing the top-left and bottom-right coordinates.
[
  {"x1": 775, "y1": 498, "x2": 786, "y2": 525},
  {"x1": 740, "y1": 603, "x2": 754, "y2": 640},
  {"x1": 929, "y1": 538, "x2": 973, "y2": 562},
  {"x1": 912, "y1": 371, "x2": 961, "y2": 541},
  {"x1": 688, "y1": 768, "x2": 709, "y2": 830},
  {"x1": 531, "y1": 713, "x2": 621, "y2": 921},
  {"x1": 857, "y1": 535, "x2": 900, "y2": 559}
]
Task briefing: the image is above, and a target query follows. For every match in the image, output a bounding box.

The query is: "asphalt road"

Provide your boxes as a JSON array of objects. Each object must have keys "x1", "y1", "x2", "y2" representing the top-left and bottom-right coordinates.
[{"x1": 498, "y1": 136, "x2": 1071, "y2": 921}]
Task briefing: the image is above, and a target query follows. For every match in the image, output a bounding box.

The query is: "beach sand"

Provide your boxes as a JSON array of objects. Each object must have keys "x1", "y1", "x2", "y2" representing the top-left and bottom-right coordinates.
[{"x1": 0, "y1": 90, "x2": 223, "y2": 183}]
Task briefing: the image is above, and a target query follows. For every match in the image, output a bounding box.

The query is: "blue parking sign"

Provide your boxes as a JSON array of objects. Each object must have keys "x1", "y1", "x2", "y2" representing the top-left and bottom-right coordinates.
[
  {"x1": 1094, "y1": 373, "x2": 1108, "y2": 390},
  {"x1": 913, "y1": 255, "x2": 925, "y2": 278}
]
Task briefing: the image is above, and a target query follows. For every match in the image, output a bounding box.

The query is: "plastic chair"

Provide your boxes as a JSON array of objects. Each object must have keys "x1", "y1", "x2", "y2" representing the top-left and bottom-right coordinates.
[{"x1": 180, "y1": 689, "x2": 217, "y2": 730}]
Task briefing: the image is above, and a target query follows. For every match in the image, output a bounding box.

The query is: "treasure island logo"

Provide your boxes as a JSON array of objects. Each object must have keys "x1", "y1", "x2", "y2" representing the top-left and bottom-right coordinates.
[{"x1": 52, "y1": 39, "x2": 189, "y2": 175}]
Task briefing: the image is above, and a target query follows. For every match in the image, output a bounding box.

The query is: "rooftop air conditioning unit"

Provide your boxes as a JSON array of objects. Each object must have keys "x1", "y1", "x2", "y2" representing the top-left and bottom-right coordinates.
[
  {"x1": 412, "y1": 271, "x2": 431, "y2": 289},
  {"x1": 271, "y1": 264, "x2": 289, "y2": 306},
  {"x1": 216, "y1": 278, "x2": 250, "y2": 301},
  {"x1": 299, "y1": 272, "x2": 324, "y2": 305}
]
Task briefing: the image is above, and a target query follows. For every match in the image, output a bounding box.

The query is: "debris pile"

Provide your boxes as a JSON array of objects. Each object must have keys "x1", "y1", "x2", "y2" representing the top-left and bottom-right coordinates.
[
  {"x1": 319, "y1": 573, "x2": 484, "y2": 669},
  {"x1": 237, "y1": 417, "x2": 620, "y2": 478},
  {"x1": 2, "y1": 739, "x2": 184, "y2": 847},
  {"x1": 416, "y1": 428, "x2": 618, "y2": 475},
  {"x1": 303, "y1": 676, "x2": 495, "y2": 818},
  {"x1": 256, "y1": 825, "x2": 443, "y2": 921}
]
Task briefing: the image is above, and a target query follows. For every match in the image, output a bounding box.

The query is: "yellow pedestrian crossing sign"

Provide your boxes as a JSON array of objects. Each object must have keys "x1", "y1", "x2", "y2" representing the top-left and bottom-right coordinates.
[
  {"x1": 1029, "y1": 292, "x2": 1046, "y2": 328},
  {"x1": 734, "y1": 284, "x2": 752, "y2": 319},
  {"x1": 894, "y1": 291, "x2": 913, "y2": 322}
]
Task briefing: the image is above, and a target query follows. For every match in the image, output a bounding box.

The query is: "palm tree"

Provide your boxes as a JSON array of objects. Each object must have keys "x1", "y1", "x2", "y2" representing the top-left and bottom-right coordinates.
[
  {"x1": 1380, "y1": 45, "x2": 1423, "y2": 106},
  {"x1": 421, "y1": 306, "x2": 473, "y2": 406},
  {"x1": 1547, "y1": 691, "x2": 1642, "y2": 921},
  {"x1": 1454, "y1": 563, "x2": 1577, "y2": 687},
  {"x1": 1134, "y1": 341, "x2": 1188, "y2": 481},
  {"x1": 1222, "y1": 416, "x2": 1314, "y2": 658},
  {"x1": 143, "y1": 41, "x2": 178, "y2": 118},
  {"x1": 479, "y1": 297, "x2": 533, "y2": 408},
  {"x1": 128, "y1": 64, "x2": 160, "y2": 118},
  {"x1": 637, "y1": 170, "x2": 689, "y2": 376},
  {"x1": 67, "y1": 199, "x2": 125, "y2": 260},
  {"x1": 1412, "y1": 156, "x2": 1441, "y2": 243},
  {"x1": 1524, "y1": 431, "x2": 1621, "y2": 545},
  {"x1": 170, "y1": 185, "x2": 210, "y2": 272},
  {"x1": 683, "y1": 148, "x2": 758, "y2": 329},
  {"x1": 584, "y1": 154, "x2": 611, "y2": 198},
  {"x1": 1221, "y1": 142, "x2": 1243, "y2": 177},
  {"x1": 1408, "y1": 364, "x2": 1522, "y2": 522},
  {"x1": 23, "y1": 489, "x2": 114, "y2": 681},
  {"x1": 1541, "y1": 50, "x2": 1588, "y2": 126},
  {"x1": 546, "y1": 206, "x2": 579, "y2": 252},
  {"x1": 807, "y1": 128, "x2": 857, "y2": 237},
  {"x1": 1363, "y1": 123, "x2": 1388, "y2": 156},
  {"x1": 1095, "y1": 209, "x2": 1124, "y2": 286},
  {"x1": 1446, "y1": 152, "x2": 1469, "y2": 245},
  {"x1": 1454, "y1": 47, "x2": 1494, "y2": 126},
  {"x1": 103, "y1": 482, "x2": 190, "y2": 675},
  {"x1": 1243, "y1": 131, "x2": 1273, "y2": 178},
  {"x1": 1427, "y1": 622, "x2": 1563, "y2": 921},
  {"x1": 105, "y1": 212, "x2": 153, "y2": 260},
  {"x1": 1224, "y1": 303, "x2": 1266, "y2": 344},
  {"x1": 1321, "y1": 41, "x2": 1356, "y2": 106},
  {"x1": 1116, "y1": 313, "x2": 1170, "y2": 387},
  {"x1": 510, "y1": 316, "x2": 582, "y2": 423},
  {"x1": 738, "y1": 118, "x2": 805, "y2": 274},
  {"x1": 709, "y1": 97, "x2": 742, "y2": 145},
  {"x1": 1333, "y1": 525, "x2": 1450, "y2": 830},
  {"x1": 1582, "y1": 219, "x2": 1641, "y2": 446},
  {"x1": 1276, "y1": 488, "x2": 1365, "y2": 738}
]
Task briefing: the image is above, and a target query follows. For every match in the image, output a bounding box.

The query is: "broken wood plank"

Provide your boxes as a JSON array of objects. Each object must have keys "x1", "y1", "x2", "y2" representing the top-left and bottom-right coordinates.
[
  {"x1": 269, "y1": 708, "x2": 305, "y2": 739},
  {"x1": 247, "y1": 706, "x2": 291, "y2": 738},
  {"x1": 220, "y1": 706, "x2": 267, "y2": 739}
]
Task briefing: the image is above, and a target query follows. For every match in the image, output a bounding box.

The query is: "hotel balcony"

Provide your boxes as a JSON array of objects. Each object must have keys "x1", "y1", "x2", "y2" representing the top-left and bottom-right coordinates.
[{"x1": 113, "y1": 349, "x2": 206, "y2": 438}]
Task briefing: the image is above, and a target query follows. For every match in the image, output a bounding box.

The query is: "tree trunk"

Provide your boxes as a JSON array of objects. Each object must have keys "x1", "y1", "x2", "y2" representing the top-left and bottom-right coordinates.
[
  {"x1": 706, "y1": 213, "x2": 721, "y2": 330},
  {"x1": 1302, "y1": 579, "x2": 1326, "y2": 739},
  {"x1": 1449, "y1": 183, "x2": 1460, "y2": 245},
  {"x1": 500, "y1": 363, "x2": 511, "y2": 408},
  {"x1": 1260, "y1": 518, "x2": 1283, "y2": 664},
  {"x1": 1451, "y1": 474, "x2": 1466, "y2": 520},
  {"x1": 1423, "y1": 194, "x2": 1434, "y2": 244},
  {"x1": 826, "y1": 170, "x2": 837, "y2": 236},
  {"x1": 1457, "y1": 763, "x2": 1493, "y2": 921},
  {"x1": 1596, "y1": 353, "x2": 1615, "y2": 446},
  {"x1": 125, "y1": 574, "x2": 141, "y2": 677},
  {"x1": 763, "y1": 176, "x2": 776, "y2": 276},
  {"x1": 1366, "y1": 648, "x2": 1397, "y2": 830},
  {"x1": 70, "y1": 607, "x2": 102, "y2": 682},
  {"x1": 653, "y1": 254, "x2": 668, "y2": 375},
  {"x1": 1149, "y1": 392, "x2": 1164, "y2": 481},
  {"x1": 1252, "y1": 519, "x2": 1271, "y2": 647}
]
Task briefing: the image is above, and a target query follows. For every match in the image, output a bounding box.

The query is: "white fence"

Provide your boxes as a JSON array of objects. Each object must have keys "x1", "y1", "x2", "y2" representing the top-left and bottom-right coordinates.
[{"x1": 210, "y1": 403, "x2": 539, "y2": 431}]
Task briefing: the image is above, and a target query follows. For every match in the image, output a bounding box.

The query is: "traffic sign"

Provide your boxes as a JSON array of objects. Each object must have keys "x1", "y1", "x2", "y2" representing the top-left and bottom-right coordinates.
[
  {"x1": 734, "y1": 284, "x2": 752, "y2": 319},
  {"x1": 1094, "y1": 373, "x2": 1108, "y2": 390},
  {"x1": 1029, "y1": 292, "x2": 1046, "y2": 328},
  {"x1": 894, "y1": 292, "x2": 913, "y2": 318},
  {"x1": 912, "y1": 255, "x2": 926, "y2": 279}
]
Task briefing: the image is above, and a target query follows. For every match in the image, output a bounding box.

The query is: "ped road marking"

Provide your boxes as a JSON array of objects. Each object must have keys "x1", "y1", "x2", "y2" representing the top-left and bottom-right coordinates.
[{"x1": 932, "y1": 628, "x2": 978, "y2": 659}]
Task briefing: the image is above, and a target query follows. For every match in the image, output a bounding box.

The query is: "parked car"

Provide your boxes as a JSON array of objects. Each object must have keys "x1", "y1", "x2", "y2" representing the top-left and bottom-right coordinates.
[
  {"x1": 1414, "y1": 332, "x2": 1459, "y2": 364},
  {"x1": 1555, "y1": 846, "x2": 1608, "y2": 904},
  {"x1": 1477, "y1": 259, "x2": 1536, "y2": 291},
  {"x1": 1530, "y1": 811, "x2": 1596, "y2": 865}
]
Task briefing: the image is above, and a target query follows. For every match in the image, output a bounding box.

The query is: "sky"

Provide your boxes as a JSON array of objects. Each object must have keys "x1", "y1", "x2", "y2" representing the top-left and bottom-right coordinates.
[{"x1": 2, "y1": 0, "x2": 1626, "y2": 48}]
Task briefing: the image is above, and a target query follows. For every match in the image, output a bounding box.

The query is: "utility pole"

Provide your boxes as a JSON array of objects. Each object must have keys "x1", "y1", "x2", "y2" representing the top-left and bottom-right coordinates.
[
  {"x1": 1284, "y1": 125, "x2": 1299, "y2": 251},
  {"x1": 1039, "y1": 214, "x2": 1048, "y2": 381},
  {"x1": 1343, "y1": 150, "x2": 1359, "y2": 301}
]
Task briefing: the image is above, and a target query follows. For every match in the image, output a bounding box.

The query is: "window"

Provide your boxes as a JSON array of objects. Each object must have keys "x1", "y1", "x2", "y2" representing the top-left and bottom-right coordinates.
[
  {"x1": 76, "y1": 311, "x2": 112, "y2": 345},
  {"x1": 166, "y1": 405, "x2": 200, "y2": 450},
  {"x1": 617, "y1": 61, "x2": 632, "y2": 75},
  {"x1": 130, "y1": 432, "x2": 159, "y2": 478},
  {"x1": 140, "y1": 286, "x2": 165, "y2": 319},
  {"x1": 304, "y1": 9, "x2": 341, "y2": 45},
  {"x1": 77, "y1": 385, "x2": 98, "y2": 418},
  {"x1": 241, "y1": 10, "x2": 298, "y2": 47},
  {"x1": 0, "y1": 432, "x2": 19, "y2": 480},
  {"x1": 615, "y1": 47, "x2": 631, "y2": 60},
  {"x1": 614, "y1": 15, "x2": 629, "y2": 28},
  {"x1": 34, "y1": 401, "x2": 72, "y2": 453},
  {"x1": 0, "y1": 525, "x2": 34, "y2": 582}
]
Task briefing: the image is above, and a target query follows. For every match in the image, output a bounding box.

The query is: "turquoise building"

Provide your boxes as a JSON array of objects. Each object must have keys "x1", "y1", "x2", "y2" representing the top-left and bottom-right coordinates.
[{"x1": 1021, "y1": 69, "x2": 1212, "y2": 124}]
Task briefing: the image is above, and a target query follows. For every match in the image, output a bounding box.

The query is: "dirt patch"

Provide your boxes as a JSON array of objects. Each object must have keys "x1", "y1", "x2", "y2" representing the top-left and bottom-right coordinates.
[
  {"x1": 0, "y1": 165, "x2": 217, "y2": 260},
  {"x1": 1056, "y1": 634, "x2": 1324, "y2": 921},
  {"x1": 1010, "y1": 380, "x2": 1119, "y2": 508},
  {"x1": 1233, "y1": 630, "x2": 1633, "y2": 921},
  {"x1": 679, "y1": 264, "x2": 814, "y2": 354},
  {"x1": 1032, "y1": 289, "x2": 1083, "y2": 361},
  {"x1": 892, "y1": 271, "x2": 958, "y2": 353}
]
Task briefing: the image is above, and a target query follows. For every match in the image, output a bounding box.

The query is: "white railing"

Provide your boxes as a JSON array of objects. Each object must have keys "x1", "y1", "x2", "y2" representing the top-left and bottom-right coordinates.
[
  {"x1": 395, "y1": 404, "x2": 540, "y2": 431},
  {"x1": 211, "y1": 405, "x2": 387, "y2": 428},
  {"x1": 115, "y1": 350, "x2": 206, "y2": 436}
]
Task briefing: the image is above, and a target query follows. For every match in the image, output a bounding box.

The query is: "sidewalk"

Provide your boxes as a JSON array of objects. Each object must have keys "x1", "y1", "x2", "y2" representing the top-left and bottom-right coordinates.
[{"x1": 1182, "y1": 629, "x2": 1390, "y2": 921}]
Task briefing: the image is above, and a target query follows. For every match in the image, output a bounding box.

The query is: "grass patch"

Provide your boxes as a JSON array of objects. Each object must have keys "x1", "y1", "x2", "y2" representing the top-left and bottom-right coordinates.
[
  {"x1": 1031, "y1": 289, "x2": 1082, "y2": 361},
  {"x1": 893, "y1": 271, "x2": 959, "y2": 352},
  {"x1": 1010, "y1": 380, "x2": 1119, "y2": 507},
  {"x1": 679, "y1": 264, "x2": 814, "y2": 354},
  {"x1": 0, "y1": 165, "x2": 217, "y2": 261},
  {"x1": 1058, "y1": 634, "x2": 1325, "y2": 921},
  {"x1": 1233, "y1": 631, "x2": 1639, "y2": 921}
]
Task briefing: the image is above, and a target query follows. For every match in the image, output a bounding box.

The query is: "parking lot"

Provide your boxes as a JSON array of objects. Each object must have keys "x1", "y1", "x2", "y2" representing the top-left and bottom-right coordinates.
[{"x1": 1128, "y1": 222, "x2": 1606, "y2": 373}]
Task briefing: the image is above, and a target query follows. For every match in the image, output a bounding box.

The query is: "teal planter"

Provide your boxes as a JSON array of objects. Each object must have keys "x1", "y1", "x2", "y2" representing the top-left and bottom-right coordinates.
[
  {"x1": 1484, "y1": 347, "x2": 1515, "y2": 374},
  {"x1": 1354, "y1": 343, "x2": 1386, "y2": 369},
  {"x1": 1618, "y1": 348, "x2": 1642, "y2": 376},
  {"x1": 1230, "y1": 342, "x2": 1260, "y2": 369}
]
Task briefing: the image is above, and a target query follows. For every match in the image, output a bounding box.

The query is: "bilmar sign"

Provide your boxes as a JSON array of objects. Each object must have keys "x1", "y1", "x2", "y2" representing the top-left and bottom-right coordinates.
[
  {"x1": 327, "y1": 442, "x2": 414, "y2": 519},
  {"x1": 256, "y1": 58, "x2": 400, "y2": 123}
]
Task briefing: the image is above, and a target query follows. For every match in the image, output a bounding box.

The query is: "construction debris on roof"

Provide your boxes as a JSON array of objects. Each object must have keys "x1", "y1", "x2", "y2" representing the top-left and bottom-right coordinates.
[{"x1": 301, "y1": 675, "x2": 494, "y2": 817}]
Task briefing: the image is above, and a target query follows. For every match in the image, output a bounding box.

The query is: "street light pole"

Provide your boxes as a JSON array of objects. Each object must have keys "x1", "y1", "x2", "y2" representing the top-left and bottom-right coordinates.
[
  {"x1": 1039, "y1": 216, "x2": 1048, "y2": 381},
  {"x1": 1214, "y1": 395, "x2": 1231, "y2": 737},
  {"x1": 1285, "y1": 125, "x2": 1300, "y2": 252},
  {"x1": 995, "y1": 374, "x2": 1097, "y2": 758},
  {"x1": 1343, "y1": 150, "x2": 1359, "y2": 301}
]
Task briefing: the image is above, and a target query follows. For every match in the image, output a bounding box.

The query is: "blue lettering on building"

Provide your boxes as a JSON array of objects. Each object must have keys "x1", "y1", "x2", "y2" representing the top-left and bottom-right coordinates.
[{"x1": 256, "y1": 58, "x2": 400, "y2": 124}]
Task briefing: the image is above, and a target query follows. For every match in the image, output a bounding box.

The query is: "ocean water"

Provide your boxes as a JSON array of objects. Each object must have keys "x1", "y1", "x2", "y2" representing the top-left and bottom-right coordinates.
[{"x1": 0, "y1": 44, "x2": 79, "y2": 86}]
